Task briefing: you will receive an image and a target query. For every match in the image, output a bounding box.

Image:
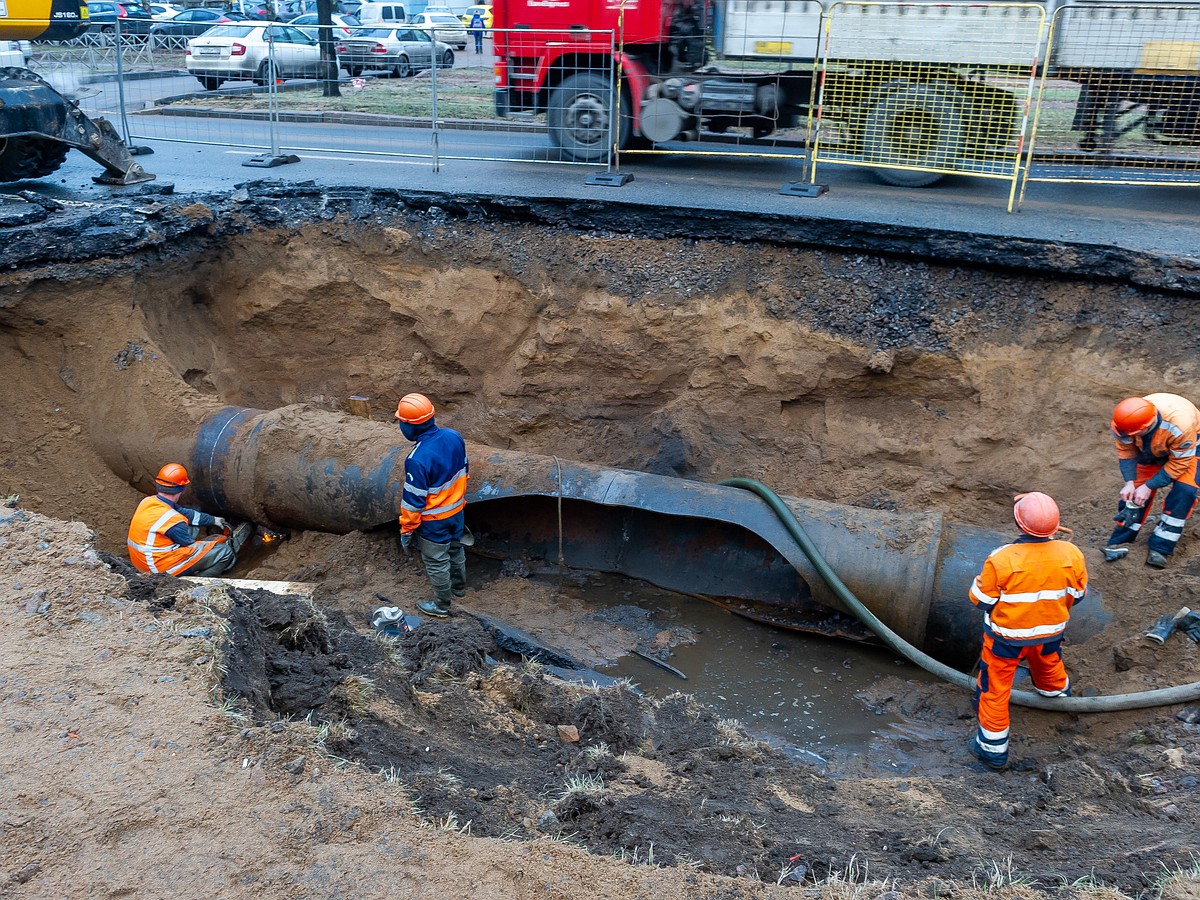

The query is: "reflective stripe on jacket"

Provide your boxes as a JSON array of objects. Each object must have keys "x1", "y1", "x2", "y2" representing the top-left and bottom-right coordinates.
[
  {"x1": 969, "y1": 536, "x2": 1088, "y2": 645},
  {"x1": 399, "y1": 424, "x2": 469, "y2": 542},
  {"x1": 1114, "y1": 392, "x2": 1200, "y2": 485},
  {"x1": 127, "y1": 496, "x2": 223, "y2": 575}
]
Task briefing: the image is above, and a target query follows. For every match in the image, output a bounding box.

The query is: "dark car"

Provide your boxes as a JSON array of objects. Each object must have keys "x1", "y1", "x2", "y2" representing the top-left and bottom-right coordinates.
[
  {"x1": 148, "y1": 7, "x2": 241, "y2": 36},
  {"x1": 85, "y1": 1, "x2": 156, "y2": 36}
]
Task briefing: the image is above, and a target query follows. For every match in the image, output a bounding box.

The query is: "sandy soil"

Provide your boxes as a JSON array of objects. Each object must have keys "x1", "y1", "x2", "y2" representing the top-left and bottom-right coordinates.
[{"x1": 2, "y1": 198, "x2": 1200, "y2": 896}]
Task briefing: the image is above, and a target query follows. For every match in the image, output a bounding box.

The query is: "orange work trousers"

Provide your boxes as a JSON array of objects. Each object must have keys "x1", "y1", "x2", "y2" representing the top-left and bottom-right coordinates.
[{"x1": 976, "y1": 633, "x2": 1070, "y2": 740}]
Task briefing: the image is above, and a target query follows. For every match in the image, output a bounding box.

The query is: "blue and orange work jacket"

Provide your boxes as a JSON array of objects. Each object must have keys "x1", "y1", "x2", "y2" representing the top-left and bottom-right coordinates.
[
  {"x1": 399, "y1": 424, "x2": 469, "y2": 543},
  {"x1": 969, "y1": 535, "x2": 1088, "y2": 646},
  {"x1": 127, "y1": 495, "x2": 225, "y2": 575}
]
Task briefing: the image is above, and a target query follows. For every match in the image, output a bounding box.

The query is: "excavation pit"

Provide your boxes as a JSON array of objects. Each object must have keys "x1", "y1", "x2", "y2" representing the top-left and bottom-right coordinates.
[{"x1": 1, "y1": 187, "x2": 1199, "y2": 895}]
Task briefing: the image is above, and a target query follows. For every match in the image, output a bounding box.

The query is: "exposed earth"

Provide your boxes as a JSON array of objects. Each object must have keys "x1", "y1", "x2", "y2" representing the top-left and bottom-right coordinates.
[{"x1": 1, "y1": 185, "x2": 1199, "y2": 898}]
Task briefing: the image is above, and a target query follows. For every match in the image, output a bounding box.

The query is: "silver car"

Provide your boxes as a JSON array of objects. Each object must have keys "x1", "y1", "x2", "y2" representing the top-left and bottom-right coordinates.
[
  {"x1": 187, "y1": 24, "x2": 322, "y2": 91},
  {"x1": 336, "y1": 26, "x2": 453, "y2": 77}
]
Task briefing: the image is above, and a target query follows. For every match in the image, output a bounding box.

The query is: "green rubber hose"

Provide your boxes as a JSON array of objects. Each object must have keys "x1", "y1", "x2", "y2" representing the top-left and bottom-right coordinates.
[{"x1": 720, "y1": 478, "x2": 1200, "y2": 713}]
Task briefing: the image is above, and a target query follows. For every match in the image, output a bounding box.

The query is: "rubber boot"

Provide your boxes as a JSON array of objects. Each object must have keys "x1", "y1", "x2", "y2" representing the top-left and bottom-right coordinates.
[
  {"x1": 1146, "y1": 549, "x2": 1170, "y2": 568},
  {"x1": 417, "y1": 598, "x2": 452, "y2": 618},
  {"x1": 969, "y1": 736, "x2": 1007, "y2": 772}
]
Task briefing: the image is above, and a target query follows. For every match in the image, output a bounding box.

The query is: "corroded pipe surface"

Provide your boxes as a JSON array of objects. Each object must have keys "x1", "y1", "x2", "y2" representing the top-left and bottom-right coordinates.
[{"x1": 161, "y1": 405, "x2": 1108, "y2": 667}]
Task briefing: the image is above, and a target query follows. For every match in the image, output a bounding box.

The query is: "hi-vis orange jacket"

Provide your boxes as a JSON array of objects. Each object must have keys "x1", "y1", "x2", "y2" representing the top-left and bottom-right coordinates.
[
  {"x1": 1114, "y1": 392, "x2": 1200, "y2": 485},
  {"x1": 969, "y1": 536, "x2": 1088, "y2": 646},
  {"x1": 127, "y1": 496, "x2": 224, "y2": 575}
]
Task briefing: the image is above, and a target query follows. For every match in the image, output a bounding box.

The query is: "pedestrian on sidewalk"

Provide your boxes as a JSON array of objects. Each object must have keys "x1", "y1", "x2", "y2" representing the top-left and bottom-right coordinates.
[{"x1": 470, "y1": 9, "x2": 485, "y2": 53}]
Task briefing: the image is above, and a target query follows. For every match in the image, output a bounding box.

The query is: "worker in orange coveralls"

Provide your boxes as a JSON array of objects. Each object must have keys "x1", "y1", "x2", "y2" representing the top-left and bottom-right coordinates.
[
  {"x1": 1103, "y1": 393, "x2": 1200, "y2": 569},
  {"x1": 969, "y1": 492, "x2": 1087, "y2": 771},
  {"x1": 127, "y1": 463, "x2": 252, "y2": 577}
]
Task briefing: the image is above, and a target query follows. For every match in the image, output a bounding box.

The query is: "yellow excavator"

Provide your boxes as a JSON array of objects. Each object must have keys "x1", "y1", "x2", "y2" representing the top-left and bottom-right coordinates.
[{"x1": 1, "y1": 0, "x2": 153, "y2": 183}]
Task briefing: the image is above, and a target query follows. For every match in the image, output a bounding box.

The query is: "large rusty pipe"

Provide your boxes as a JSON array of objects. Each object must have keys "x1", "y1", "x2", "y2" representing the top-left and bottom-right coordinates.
[{"x1": 117, "y1": 404, "x2": 1108, "y2": 669}]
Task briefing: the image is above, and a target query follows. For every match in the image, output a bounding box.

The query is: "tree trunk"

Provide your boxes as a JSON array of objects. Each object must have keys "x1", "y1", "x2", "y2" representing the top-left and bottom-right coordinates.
[{"x1": 316, "y1": 0, "x2": 341, "y2": 97}]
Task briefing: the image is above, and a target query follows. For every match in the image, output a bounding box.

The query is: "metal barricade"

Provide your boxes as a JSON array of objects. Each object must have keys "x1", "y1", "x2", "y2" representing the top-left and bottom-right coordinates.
[
  {"x1": 1021, "y1": 3, "x2": 1200, "y2": 203},
  {"x1": 613, "y1": 0, "x2": 817, "y2": 173},
  {"x1": 811, "y1": 1, "x2": 1044, "y2": 208}
]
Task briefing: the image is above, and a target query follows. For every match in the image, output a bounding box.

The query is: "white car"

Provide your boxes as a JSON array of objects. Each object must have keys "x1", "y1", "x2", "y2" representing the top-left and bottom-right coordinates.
[
  {"x1": 336, "y1": 26, "x2": 453, "y2": 77},
  {"x1": 187, "y1": 23, "x2": 322, "y2": 91},
  {"x1": 408, "y1": 11, "x2": 466, "y2": 50},
  {"x1": 148, "y1": 3, "x2": 184, "y2": 20},
  {"x1": 287, "y1": 12, "x2": 361, "y2": 40}
]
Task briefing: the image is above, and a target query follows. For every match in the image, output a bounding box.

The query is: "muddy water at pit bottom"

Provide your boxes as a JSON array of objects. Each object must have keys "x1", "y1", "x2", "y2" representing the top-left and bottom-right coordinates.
[{"x1": 525, "y1": 570, "x2": 939, "y2": 762}]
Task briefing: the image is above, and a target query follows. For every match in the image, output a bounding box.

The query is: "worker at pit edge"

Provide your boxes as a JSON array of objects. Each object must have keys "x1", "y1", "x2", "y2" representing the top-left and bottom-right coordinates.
[
  {"x1": 1104, "y1": 393, "x2": 1200, "y2": 569},
  {"x1": 395, "y1": 392, "x2": 470, "y2": 618},
  {"x1": 127, "y1": 463, "x2": 253, "y2": 576},
  {"x1": 969, "y1": 492, "x2": 1087, "y2": 771}
]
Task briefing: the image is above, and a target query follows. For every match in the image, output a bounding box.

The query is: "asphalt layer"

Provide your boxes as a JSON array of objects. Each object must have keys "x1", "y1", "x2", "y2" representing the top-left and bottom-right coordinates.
[{"x1": 4, "y1": 125, "x2": 1200, "y2": 285}]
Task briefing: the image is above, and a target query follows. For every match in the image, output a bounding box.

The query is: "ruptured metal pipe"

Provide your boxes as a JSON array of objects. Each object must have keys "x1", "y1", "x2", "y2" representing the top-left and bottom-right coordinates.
[{"x1": 113, "y1": 404, "x2": 1109, "y2": 670}]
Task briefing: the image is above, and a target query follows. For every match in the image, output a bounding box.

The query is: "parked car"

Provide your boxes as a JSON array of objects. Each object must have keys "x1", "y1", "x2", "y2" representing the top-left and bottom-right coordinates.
[
  {"x1": 458, "y1": 4, "x2": 491, "y2": 30},
  {"x1": 354, "y1": 1, "x2": 405, "y2": 25},
  {"x1": 85, "y1": 1, "x2": 156, "y2": 36},
  {"x1": 408, "y1": 10, "x2": 465, "y2": 49},
  {"x1": 336, "y1": 26, "x2": 452, "y2": 77},
  {"x1": 287, "y1": 12, "x2": 360, "y2": 40},
  {"x1": 148, "y1": 3, "x2": 184, "y2": 20},
  {"x1": 187, "y1": 23, "x2": 321, "y2": 90},
  {"x1": 150, "y1": 7, "x2": 240, "y2": 37}
]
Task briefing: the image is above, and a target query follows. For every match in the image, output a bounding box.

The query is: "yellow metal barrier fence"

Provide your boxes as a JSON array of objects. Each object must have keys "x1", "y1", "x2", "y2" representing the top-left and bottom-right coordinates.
[
  {"x1": 810, "y1": 2, "x2": 1044, "y2": 208},
  {"x1": 1021, "y1": 3, "x2": 1200, "y2": 204}
]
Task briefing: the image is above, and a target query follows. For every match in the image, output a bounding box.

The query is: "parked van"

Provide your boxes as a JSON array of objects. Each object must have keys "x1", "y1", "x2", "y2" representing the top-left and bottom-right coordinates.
[{"x1": 355, "y1": 1, "x2": 405, "y2": 24}]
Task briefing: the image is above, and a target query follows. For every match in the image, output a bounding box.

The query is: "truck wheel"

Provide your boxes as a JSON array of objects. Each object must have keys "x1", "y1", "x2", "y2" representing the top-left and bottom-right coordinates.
[
  {"x1": 862, "y1": 85, "x2": 964, "y2": 188},
  {"x1": 548, "y1": 72, "x2": 627, "y2": 163},
  {"x1": 0, "y1": 136, "x2": 70, "y2": 182}
]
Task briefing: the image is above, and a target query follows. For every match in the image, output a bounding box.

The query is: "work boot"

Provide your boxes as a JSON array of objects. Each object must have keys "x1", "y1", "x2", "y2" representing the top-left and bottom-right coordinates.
[
  {"x1": 1102, "y1": 546, "x2": 1129, "y2": 562},
  {"x1": 969, "y1": 737, "x2": 1008, "y2": 772},
  {"x1": 1146, "y1": 549, "x2": 1169, "y2": 568},
  {"x1": 417, "y1": 598, "x2": 452, "y2": 618}
]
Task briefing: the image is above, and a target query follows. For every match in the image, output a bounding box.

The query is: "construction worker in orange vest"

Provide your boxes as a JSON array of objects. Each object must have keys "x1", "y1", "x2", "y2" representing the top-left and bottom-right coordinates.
[
  {"x1": 395, "y1": 393, "x2": 470, "y2": 618},
  {"x1": 1104, "y1": 393, "x2": 1200, "y2": 568},
  {"x1": 969, "y1": 492, "x2": 1088, "y2": 771},
  {"x1": 127, "y1": 463, "x2": 253, "y2": 577}
]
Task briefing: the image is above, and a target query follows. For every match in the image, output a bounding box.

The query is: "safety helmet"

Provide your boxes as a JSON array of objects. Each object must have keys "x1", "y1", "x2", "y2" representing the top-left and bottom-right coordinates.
[
  {"x1": 1013, "y1": 491, "x2": 1060, "y2": 538},
  {"x1": 395, "y1": 393, "x2": 435, "y2": 425},
  {"x1": 154, "y1": 463, "x2": 190, "y2": 493},
  {"x1": 1111, "y1": 396, "x2": 1157, "y2": 436}
]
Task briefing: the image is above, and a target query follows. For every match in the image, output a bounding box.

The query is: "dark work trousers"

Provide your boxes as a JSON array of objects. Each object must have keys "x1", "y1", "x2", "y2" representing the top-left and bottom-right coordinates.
[
  {"x1": 1107, "y1": 462, "x2": 1199, "y2": 558},
  {"x1": 417, "y1": 534, "x2": 467, "y2": 603}
]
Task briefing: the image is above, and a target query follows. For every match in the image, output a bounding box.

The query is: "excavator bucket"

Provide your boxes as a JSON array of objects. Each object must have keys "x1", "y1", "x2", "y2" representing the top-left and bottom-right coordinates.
[{"x1": 0, "y1": 66, "x2": 154, "y2": 185}]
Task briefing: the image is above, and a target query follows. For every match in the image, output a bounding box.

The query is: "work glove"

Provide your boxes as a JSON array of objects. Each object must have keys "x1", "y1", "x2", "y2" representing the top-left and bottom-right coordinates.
[
  {"x1": 1113, "y1": 505, "x2": 1143, "y2": 529},
  {"x1": 399, "y1": 531, "x2": 412, "y2": 556},
  {"x1": 1179, "y1": 612, "x2": 1200, "y2": 644},
  {"x1": 212, "y1": 516, "x2": 230, "y2": 533},
  {"x1": 1145, "y1": 607, "x2": 1191, "y2": 645}
]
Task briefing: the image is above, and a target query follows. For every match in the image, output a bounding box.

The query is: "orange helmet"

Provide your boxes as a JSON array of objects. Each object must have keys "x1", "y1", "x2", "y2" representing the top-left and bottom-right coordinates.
[
  {"x1": 1013, "y1": 492, "x2": 1060, "y2": 538},
  {"x1": 395, "y1": 393, "x2": 435, "y2": 425},
  {"x1": 154, "y1": 463, "x2": 190, "y2": 493},
  {"x1": 1111, "y1": 397, "x2": 1157, "y2": 436}
]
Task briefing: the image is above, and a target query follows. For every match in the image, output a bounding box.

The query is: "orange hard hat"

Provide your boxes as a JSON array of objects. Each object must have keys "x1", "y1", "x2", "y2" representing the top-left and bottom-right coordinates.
[
  {"x1": 1111, "y1": 397, "x2": 1157, "y2": 436},
  {"x1": 395, "y1": 393, "x2": 435, "y2": 425},
  {"x1": 1013, "y1": 492, "x2": 1060, "y2": 538},
  {"x1": 154, "y1": 463, "x2": 190, "y2": 492}
]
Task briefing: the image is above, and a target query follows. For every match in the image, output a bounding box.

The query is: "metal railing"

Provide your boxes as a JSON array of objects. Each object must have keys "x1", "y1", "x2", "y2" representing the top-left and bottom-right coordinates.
[{"x1": 13, "y1": 3, "x2": 1200, "y2": 209}]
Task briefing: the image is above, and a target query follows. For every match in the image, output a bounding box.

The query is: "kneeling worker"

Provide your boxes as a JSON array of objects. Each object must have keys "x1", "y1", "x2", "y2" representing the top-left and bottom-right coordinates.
[
  {"x1": 395, "y1": 392, "x2": 469, "y2": 618},
  {"x1": 969, "y1": 492, "x2": 1088, "y2": 771},
  {"x1": 127, "y1": 463, "x2": 252, "y2": 577}
]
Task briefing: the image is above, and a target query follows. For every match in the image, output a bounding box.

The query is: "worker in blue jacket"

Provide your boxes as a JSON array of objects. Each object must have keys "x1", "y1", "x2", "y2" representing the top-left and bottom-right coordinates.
[{"x1": 395, "y1": 392, "x2": 470, "y2": 617}]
